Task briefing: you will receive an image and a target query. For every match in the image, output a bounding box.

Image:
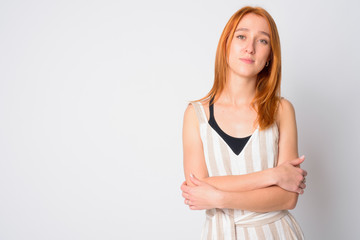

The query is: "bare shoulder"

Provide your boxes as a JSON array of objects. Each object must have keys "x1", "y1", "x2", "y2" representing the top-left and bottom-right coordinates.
[
  {"x1": 276, "y1": 98, "x2": 296, "y2": 127},
  {"x1": 183, "y1": 102, "x2": 200, "y2": 131},
  {"x1": 184, "y1": 102, "x2": 197, "y2": 121},
  {"x1": 183, "y1": 101, "x2": 210, "y2": 124},
  {"x1": 184, "y1": 102, "x2": 195, "y2": 116},
  {"x1": 278, "y1": 98, "x2": 295, "y2": 115},
  {"x1": 277, "y1": 98, "x2": 295, "y2": 121}
]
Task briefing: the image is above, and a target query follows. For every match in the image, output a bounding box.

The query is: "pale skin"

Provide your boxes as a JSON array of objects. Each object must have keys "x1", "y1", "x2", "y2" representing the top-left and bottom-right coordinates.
[{"x1": 181, "y1": 13, "x2": 307, "y2": 213}]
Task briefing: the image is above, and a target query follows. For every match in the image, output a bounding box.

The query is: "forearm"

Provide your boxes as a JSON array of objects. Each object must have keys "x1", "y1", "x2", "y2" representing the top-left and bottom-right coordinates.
[
  {"x1": 202, "y1": 168, "x2": 277, "y2": 192},
  {"x1": 218, "y1": 186, "x2": 298, "y2": 212}
]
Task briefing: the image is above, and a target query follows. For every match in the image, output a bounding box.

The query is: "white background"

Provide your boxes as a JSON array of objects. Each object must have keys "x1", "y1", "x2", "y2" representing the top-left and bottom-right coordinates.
[{"x1": 1, "y1": 0, "x2": 359, "y2": 239}]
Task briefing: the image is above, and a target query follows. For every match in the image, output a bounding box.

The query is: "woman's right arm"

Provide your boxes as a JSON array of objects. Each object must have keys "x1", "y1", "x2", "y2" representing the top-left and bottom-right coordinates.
[
  {"x1": 182, "y1": 104, "x2": 209, "y2": 186},
  {"x1": 182, "y1": 104, "x2": 305, "y2": 192}
]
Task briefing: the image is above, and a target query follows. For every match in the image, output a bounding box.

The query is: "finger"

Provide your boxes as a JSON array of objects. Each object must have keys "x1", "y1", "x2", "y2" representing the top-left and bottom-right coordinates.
[
  {"x1": 292, "y1": 155, "x2": 305, "y2": 166},
  {"x1": 189, "y1": 203, "x2": 203, "y2": 210},
  {"x1": 190, "y1": 173, "x2": 202, "y2": 186},
  {"x1": 182, "y1": 192, "x2": 189, "y2": 199},
  {"x1": 180, "y1": 181, "x2": 186, "y2": 190},
  {"x1": 299, "y1": 183, "x2": 306, "y2": 189},
  {"x1": 181, "y1": 183, "x2": 190, "y2": 193},
  {"x1": 298, "y1": 168, "x2": 307, "y2": 177},
  {"x1": 297, "y1": 188, "x2": 304, "y2": 194},
  {"x1": 297, "y1": 168, "x2": 305, "y2": 175},
  {"x1": 190, "y1": 205, "x2": 201, "y2": 210},
  {"x1": 290, "y1": 155, "x2": 305, "y2": 166},
  {"x1": 185, "y1": 199, "x2": 193, "y2": 205}
]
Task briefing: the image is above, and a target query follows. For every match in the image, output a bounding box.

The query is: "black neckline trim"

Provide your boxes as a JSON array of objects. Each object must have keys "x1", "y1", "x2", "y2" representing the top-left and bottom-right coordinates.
[
  {"x1": 208, "y1": 99, "x2": 251, "y2": 155},
  {"x1": 209, "y1": 103, "x2": 251, "y2": 140}
]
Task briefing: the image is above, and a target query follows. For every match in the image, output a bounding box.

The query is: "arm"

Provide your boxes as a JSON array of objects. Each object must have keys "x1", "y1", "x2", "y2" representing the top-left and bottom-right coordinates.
[
  {"x1": 184, "y1": 176, "x2": 296, "y2": 212},
  {"x1": 203, "y1": 156, "x2": 306, "y2": 192},
  {"x1": 182, "y1": 104, "x2": 209, "y2": 186},
  {"x1": 183, "y1": 103, "x2": 278, "y2": 191},
  {"x1": 183, "y1": 102, "x2": 306, "y2": 192},
  {"x1": 182, "y1": 99, "x2": 306, "y2": 212},
  {"x1": 216, "y1": 99, "x2": 303, "y2": 211}
]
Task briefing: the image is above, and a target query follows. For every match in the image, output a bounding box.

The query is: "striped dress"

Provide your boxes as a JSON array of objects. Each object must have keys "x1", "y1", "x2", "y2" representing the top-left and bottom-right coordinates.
[{"x1": 190, "y1": 101, "x2": 304, "y2": 240}]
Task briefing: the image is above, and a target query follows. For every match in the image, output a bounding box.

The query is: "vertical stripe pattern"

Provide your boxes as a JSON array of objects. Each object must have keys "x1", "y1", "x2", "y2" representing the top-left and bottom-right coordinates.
[{"x1": 190, "y1": 102, "x2": 304, "y2": 240}]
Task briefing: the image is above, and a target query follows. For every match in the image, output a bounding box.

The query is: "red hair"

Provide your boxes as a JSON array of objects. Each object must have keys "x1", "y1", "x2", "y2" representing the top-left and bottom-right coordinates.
[{"x1": 197, "y1": 6, "x2": 282, "y2": 130}]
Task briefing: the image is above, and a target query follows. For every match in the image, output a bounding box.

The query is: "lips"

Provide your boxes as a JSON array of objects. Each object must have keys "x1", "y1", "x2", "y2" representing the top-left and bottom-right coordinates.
[{"x1": 240, "y1": 58, "x2": 255, "y2": 64}]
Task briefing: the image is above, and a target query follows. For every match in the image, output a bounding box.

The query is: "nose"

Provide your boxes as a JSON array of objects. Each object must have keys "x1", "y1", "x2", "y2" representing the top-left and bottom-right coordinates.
[{"x1": 245, "y1": 40, "x2": 255, "y2": 54}]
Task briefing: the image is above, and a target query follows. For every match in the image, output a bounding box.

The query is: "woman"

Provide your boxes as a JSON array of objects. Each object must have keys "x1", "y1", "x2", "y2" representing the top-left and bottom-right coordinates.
[{"x1": 181, "y1": 6, "x2": 307, "y2": 239}]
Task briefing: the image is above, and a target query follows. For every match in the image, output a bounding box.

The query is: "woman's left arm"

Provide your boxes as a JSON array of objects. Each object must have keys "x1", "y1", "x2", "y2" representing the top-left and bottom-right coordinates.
[{"x1": 182, "y1": 99, "x2": 306, "y2": 212}]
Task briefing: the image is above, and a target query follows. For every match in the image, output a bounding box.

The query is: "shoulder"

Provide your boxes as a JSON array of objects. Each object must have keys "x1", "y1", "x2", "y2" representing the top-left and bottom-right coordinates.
[
  {"x1": 183, "y1": 102, "x2": 201, "y2": 129},
  {"x1": 278, "y1": 98, "x2": 296, "y2": 116},
  {"x1": 183, "y1": 102, "x2": 204, "y2": 147},
  {"x1": 276, "y1": 98, "x2": 296, "y2": 127},
  {"x1": 183, "y1": 102, "x2": 197, "y2": 121},
  {"x1": 183, "y1": 100, "x2": 209, "y2": 123}
]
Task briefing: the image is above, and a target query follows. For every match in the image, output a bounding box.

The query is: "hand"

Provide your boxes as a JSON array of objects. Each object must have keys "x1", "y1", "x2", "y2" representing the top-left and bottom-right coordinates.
[
  {"x1": 180, "y1": 174, "x2": 223, "y2": 210},
  {"x1": 274, "y1": 155, "x2": 308, "y2": 194}
]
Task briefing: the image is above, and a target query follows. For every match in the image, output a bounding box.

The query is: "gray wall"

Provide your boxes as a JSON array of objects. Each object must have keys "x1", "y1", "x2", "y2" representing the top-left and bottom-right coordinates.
[{"x1": 1, "y1": 0, "x2": 359, "y2": 239}]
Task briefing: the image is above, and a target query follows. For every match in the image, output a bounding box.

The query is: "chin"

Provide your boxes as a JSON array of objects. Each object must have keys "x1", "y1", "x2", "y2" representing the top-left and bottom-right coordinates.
[
  {"x1": 229, "y1": 65, "x2": 262, "y2": 79},
  {"x1": 236, "y1": 70, "x2": 259, "y2": 79}
]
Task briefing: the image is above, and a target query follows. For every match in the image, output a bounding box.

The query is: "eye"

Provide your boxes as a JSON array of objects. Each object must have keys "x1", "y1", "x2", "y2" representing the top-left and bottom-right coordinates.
[
  {"x1": 236, "y1": 35, "x2": 245, "y2": 40},
  {"x1": 259, "y1": 39, "x2": 269, "y2": 45}
]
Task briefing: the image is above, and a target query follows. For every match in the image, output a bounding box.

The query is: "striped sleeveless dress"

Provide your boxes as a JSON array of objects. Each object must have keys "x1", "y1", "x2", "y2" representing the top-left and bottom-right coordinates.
[{"x1": 190, "y1": 102, "x2": 304, "y2": 240}]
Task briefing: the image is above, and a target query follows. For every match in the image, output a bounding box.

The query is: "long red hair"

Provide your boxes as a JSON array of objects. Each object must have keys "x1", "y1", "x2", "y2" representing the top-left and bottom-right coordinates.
[{"x1": 197, "y1": 6, "x2": 282, "y2": 130}]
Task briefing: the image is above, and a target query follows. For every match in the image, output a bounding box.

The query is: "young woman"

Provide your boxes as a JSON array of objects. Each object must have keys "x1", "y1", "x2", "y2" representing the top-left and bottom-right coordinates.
[{"x1": 181, "y1": 6, "x2": 307, "y2": 239}]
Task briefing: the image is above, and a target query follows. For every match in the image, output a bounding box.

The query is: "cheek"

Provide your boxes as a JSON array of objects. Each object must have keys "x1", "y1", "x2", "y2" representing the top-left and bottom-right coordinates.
[
  {"x1": 228, "y1": 43, "x2": 243, "y2": 63},
  {"x1": 263, "y1": 48, "x2": 271, "y2": 61},
  {"x1": 230, "y1": 42, "x2": 244, "y2": 54},
  {"x1": 256, "y1": 49, "x2": 270, "y2": 65}
]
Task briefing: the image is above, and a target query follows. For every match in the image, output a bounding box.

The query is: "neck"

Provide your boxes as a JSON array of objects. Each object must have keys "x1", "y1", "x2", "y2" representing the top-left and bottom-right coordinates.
[{"x1": 218, "y1": 71, "x2": 257, "y2": 106}]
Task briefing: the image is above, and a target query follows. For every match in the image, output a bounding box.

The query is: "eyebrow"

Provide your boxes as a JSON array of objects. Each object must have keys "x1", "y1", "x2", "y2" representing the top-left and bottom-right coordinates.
[{"x1": 235, "y1": 27, "x2": 270, "y2": 38}]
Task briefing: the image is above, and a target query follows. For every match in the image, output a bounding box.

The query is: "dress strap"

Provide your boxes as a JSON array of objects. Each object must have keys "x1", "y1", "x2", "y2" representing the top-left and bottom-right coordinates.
[{"x1": 190, "y1": 101, "x2": 207, "y2": 125}]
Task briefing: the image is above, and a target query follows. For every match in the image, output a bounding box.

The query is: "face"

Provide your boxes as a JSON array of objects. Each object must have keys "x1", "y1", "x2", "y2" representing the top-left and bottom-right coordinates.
[{"x1": 227, "y1": 13, "x2": 271, "y2": 79}]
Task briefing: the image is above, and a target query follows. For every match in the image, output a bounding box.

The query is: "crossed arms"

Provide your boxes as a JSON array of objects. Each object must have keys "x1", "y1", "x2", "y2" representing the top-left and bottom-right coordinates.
[{"x1": 181, "y1": 99, "x2": 307, "y2": 213}]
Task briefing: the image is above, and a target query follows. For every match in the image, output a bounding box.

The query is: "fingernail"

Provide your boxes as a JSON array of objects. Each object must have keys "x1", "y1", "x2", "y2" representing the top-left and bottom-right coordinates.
[{"x1": 190, "y1": 173, "x2": 194, "y2": 178}]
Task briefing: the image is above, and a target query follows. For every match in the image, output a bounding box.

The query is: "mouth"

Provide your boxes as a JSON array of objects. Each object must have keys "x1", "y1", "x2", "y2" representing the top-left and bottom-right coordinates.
[{"x1": 239, "y1": 58, "x2": 255, "y2": 64}]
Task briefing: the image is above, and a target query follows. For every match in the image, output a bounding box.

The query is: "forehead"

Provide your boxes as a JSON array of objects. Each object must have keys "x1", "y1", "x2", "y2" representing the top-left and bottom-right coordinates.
[{"x1": 236, "y1": 13, "x2": 270, "y2": 34}]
